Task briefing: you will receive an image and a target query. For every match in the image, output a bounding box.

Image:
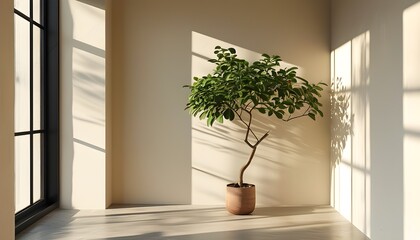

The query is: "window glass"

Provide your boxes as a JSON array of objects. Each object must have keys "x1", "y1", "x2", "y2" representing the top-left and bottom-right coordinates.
[
  {"x1": 33, "y1": 26, "x2": 42, "y2": 131},
  {"x1": 33, "y1": 0, "x2": 41, "y2": 24},
  {"x1": 15, "y1": 15, "x2": 30, "y2": 133},
  {"x1": 33, "y1": 134, "x2": 42, "y2": 202},
  {"x1": 15, "y1": 135, "x2": 31, "y2": 213},
  {"x1": 14, "y1": 0, "x2": 29, "y2": 16}
]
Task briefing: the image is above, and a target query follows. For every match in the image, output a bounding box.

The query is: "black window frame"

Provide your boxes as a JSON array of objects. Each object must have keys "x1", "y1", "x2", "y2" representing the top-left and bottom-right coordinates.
[{"x1": 14, "y1": 0, "x2": 59, "y2": 234}]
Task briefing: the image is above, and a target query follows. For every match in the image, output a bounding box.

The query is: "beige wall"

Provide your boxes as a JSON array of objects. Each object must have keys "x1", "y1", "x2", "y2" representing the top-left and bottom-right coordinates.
[
  {"x1": 60, "y1": 0, "x2": 111, "y2": 209},
  {"x1": 331, "y1": 0, "x2": 420, "y2": 239},
  {"x1": 0, "y1": 0, "x2": 15, "y2": 238},
  {"x1": 111, "y1": 0, "x2": 331, "y2": 205}
]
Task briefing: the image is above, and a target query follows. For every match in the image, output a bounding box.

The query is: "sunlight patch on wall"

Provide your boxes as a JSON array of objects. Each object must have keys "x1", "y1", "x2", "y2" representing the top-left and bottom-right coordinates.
[
  {"x1": 403, "y1": 2, "x2": 420, "y2": 239},
  {"x1": 61, "y1": 0, "x2": 107, "y2": 209},
  {"x1": 351, "y1": 32, "x2": 370, "y2": 237},
  {"x1": 331, "y1": 41, "x2": 352, "y2": 221},
  {"x1": 331, "y1": 31, "x2": 371, "y2": 237}
]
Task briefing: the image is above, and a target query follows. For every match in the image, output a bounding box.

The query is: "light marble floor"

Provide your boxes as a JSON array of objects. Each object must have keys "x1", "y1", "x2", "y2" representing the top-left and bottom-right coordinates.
[{"x1": 17, "y1": 205, "x2": 370, "y2": 240}]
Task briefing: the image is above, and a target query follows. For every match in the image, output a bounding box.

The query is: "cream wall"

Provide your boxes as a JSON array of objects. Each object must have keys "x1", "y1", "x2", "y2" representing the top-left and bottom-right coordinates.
[
  {"x1": 0, "y1": 0, "x2": 15, "y2": 238},
  {"x1": 331, "y1": 0, "x2": 420, "y2": 239},
  {"x1": 111, "y1": 0, "x2": 331, "y2": 205},
  {"x1": 60, "y1": 0, "x2": 111, "y2": 209},
  {"x1": 402, "y1": 2, "x2": 420, "y2": 239}
]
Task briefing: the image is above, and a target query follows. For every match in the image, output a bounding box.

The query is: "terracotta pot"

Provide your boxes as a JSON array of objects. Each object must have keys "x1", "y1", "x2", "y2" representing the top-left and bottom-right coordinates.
[{"x1": 226, "y1": 183, "x2": 256, "y2": 215}]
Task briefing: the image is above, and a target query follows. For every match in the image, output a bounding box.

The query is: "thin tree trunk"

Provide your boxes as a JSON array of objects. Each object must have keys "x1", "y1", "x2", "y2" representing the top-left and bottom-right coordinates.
[
  {"x1": 239, "y1": 131, "x2": 269, "y2": 187},
  {"x1": 239, "y1": 146, "x2": 257, "y2": 187}
]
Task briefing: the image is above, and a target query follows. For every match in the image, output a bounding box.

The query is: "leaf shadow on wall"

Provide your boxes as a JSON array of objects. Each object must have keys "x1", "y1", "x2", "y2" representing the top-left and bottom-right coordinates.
[{"x1": 331, "y1": 77, "x2": 353, "y2": 167}]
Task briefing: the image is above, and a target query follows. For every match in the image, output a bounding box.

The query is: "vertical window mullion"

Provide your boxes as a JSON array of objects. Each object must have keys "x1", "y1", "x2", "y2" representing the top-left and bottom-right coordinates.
[
  {"x1": 40, "y1": 0, "x2": 46, "y2": 200},
  {"x1": 40, "y1": 0, "x2": 44, "y2": 27},
  {"x1": 29, "y1": 0, "x2": 34, "y2": 205}
]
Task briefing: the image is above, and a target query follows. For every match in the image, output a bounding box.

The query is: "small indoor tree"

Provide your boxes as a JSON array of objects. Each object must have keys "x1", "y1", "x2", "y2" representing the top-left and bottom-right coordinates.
[{"x1": 184, "y1": 46, "x2": 327, "y2": 214}]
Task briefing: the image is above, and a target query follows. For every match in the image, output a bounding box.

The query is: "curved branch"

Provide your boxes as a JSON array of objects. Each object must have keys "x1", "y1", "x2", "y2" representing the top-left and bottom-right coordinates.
[
  {"x1": 233, "y1": 108, "x2": 258, "y2": 144},
  {"x1": 283, "y1": 106, "x2": 311, "y2": 122},
  {"x1": 239, "y1": 131, "x2": 269, "y2": 186},
  {"x1": 243, "y1": 108, "x2": 259, "y2": 141}
]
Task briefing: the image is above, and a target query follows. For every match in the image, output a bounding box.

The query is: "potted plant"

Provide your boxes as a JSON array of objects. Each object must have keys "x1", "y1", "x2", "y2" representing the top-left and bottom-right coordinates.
[{"x1": 184, "y1": 46, "x2": 327, "y2": 215}]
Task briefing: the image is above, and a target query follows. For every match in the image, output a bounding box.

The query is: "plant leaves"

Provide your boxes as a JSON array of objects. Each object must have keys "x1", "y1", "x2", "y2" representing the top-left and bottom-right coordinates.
[
  {"x1": 308, "y1": 113, "x2": 316, "y2": 120},
  {"x1": 274, "y1": 111, "x2": 283, "y2": 119},
  {"x1": 257, "y1": 108, "x2": 266, "y2": 114},
  {"x1": 216, "y1": 114, "x2": 224, "y2": 123},
  {"x1": 199, "y1": 111, "x2": 207, "y2": 120},
  {"x1": 184, "y1": 45, "x2": 326, "y2": 127}
]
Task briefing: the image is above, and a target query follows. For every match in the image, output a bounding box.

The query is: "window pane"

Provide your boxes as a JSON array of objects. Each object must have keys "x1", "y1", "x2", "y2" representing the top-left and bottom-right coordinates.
[
  {"x1": 33, "y1": 0, "x2": 42, "y2": 24},
  {"x1": 14, "y1": 0, "x2": 29, "y2": 17},
  {"x1": 15, "y1": 135, "x2": 31, "y2": 213},
  {"x1": 33, "y1": 26, "x2": 42, "y2": 130},
  {"x1": 15, "y1": 15, "x2": 31, "y2": 132},
  {"x1": 33, "y1": 134, "x2": 42, "y2": 202}
]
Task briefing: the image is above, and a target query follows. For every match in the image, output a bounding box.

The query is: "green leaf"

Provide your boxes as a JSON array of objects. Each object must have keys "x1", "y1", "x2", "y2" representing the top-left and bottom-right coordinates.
[
  {"x1": 257, "y1": 108, "x2": 266, "y2": 114},
  {"x1": 199, "y1": 111, "x2": 207, "y2": 120},
  {"x1": 216, "y1": 114, "x2": 224, "y2": 123},
  {"x1": 286, "y1": 66, "x2": 298, "y2": 73},
  {"x1": 207, "y1": 115, "x2": 215, "y2": 126},
  {"x1": 228, "y1": 48, "x2": 236, "y2": 54},
  {"x1": 274, "y1": 111, "x2": 283, "y2": 119},
  {"x1": 229, "y1": 111, "x2": 235, "y2": 121},
  {"x1": 260, "y1": 94, "x2": 270, "y2": 101},
  {"x1": 288, "y1": 106, "x2": 295, "y2": 114},
  {"x1": 251, "y1": 96, "x2": 259, "y2": 106},
  {"x1": 314, "y1": 85, "x2": 323, "y2": 91},
  {"x1": 223, "y1": 109, "x2": 235, "y2": 121},
  {"x1": 296, "y1": 76, "x2": 309, "y2": 83},
  {"x1": 283, "y1": 100, "x2": 293, "y2": 105},
  {"x1": 278, "y1": 103, "x2": 286, "y2": 109},
  {"x1": 308, "y1": 113, "x2": 316, "y2": 120}
]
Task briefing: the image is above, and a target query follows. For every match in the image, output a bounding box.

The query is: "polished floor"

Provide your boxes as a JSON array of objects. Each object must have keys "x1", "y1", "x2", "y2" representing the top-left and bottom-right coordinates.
[{"x1": 17, "y1": 205, "x2": 370, "y2": 240}]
